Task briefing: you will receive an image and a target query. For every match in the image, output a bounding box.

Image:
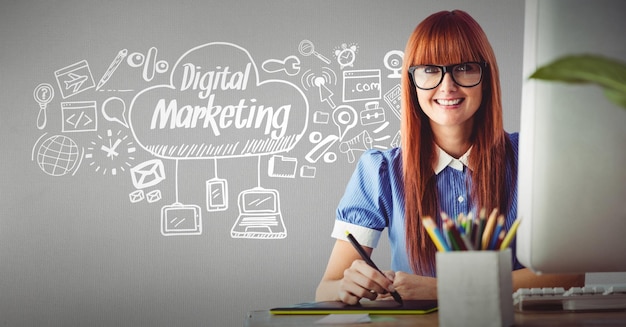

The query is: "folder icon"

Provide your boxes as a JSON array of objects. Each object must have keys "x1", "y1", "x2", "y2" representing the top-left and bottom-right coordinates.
[{"x1": 268, "y1": 155, "x2": 297, "y2": 178}]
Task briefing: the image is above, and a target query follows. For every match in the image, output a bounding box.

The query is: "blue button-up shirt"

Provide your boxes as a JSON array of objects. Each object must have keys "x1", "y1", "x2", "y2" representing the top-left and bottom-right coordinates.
[{"x1": 332, "y1": 133, "x2": 522, "y2": 275}]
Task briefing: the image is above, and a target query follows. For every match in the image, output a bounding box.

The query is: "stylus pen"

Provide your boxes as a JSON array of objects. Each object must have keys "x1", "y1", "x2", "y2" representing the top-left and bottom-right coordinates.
[{"x1": 345, "y1": 231, "x2": 404, "y2": 306}]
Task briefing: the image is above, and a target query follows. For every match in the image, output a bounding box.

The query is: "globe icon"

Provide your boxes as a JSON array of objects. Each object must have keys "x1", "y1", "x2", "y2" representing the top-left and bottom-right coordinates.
[{"x1": 37, "y1": 135, "x2": 80, "y2": 176}]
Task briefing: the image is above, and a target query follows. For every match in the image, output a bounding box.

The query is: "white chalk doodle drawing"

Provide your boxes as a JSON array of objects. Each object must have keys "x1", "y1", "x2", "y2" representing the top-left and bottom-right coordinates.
[
  {"x1": 301, "y1": 68, "x2": 337, "y2": 109},
  {"x1": 206, "y1": 158, "x2": 228, "y2": 212},
  {"x1": 130, "y1": 159, "x2": 165, "y2": 189},
  {"x1": 313, "y1": 111, "x2": 330, "y2": 124},
  {"x1": 300, "y1": 165, "x2": 316, "y2": 178},
  {"x1": 85, "y1": 128, "x2": 136, "y2": 176},
  {"x1": 339, "y1": 130, "x2": 373, "y2": 163},
  {"x1": 127, "y1": 47, "x2": 169, "y2": 82},
  {"x1": 231, "y1": 187, "x2": 286, "y2": 239},
  {"x1": 146, "y1": 189, "x2": 162, "y2": 203},
  {"x1": 342, "y1": 69, "x2": 381, "y2": 103},
  {"x1": 130, "y1": 187, "x2": 162, "y2": 204},
  {"x1": 54, "y1": 60, "x2": 95, "y2": 98},
  {"x1": 334, "y1": 43, "x2": 358, "y2": 69},
  {"x1": 31, "y1": 133, "x2": 84, "y2": 177},
  {"x1": 231, "y1": 155, "x2": 287, "y2": 239},
  {"x1": 96, "y1": 49, "x2": 128, "y2": 91},
  {"x1": 33, "y1": 83, "x2": 54, "y2": 130},
  {"x1": 129, "y1": 190, "x2": 144, "y2": 203},
  {"x1": 61, "y1": 101, "x2": 98, "y2": 133},
  {"x1": 206, "y1": 177, "x2": 228, "y2": 211},
  {"x1": 383, "y1": 84, "x2": 402, "y2": 119},
  {"x1": 298, "y1": 39, "x2": 331, "y2": 65},
  {"x1": 160, "y1": 159, "x2": 202, "y2": 236},
  {"x1": 371, "y1": 121, "x2": 392, "y2": 150},
  {"x1": 359, "y1": 101, "x2": 386, "y2": 126},
  {"x1": 30, "y1": 37, "x2": 411, "y2": 239},
  {"x1": 305, "y1": 131, "x2": 338, "y2": 164},
  {"x1": 128, "y1": 42, "x2": 309, "y2": 160},
  {"x1": 261, "y1": 55, "x2": 301, "y2": 76},
  {"x1": 383, "y1": 50, "x2": 404, "y2": 78},
  {"x1": 268, "y1": 155, "x2": 297, "y2": 178},
  {"x1": 332, "y1": 104, "x2": 357, "y2": 141},
  {"x1": 126, "y1": 42, "x2": 309, "y2": 238},
  {"x1": 161, "y1": 202, "x2": 202, "y2": 236},
  {"x1": 391, "y1": 130, "x2": 401, "y2": 148},
  {"x1": 231, "y1": 158, "x2": 285, "y2": 239},
  {"x1": 102, "y1": 97, "x2": 130, "y2": 128}
]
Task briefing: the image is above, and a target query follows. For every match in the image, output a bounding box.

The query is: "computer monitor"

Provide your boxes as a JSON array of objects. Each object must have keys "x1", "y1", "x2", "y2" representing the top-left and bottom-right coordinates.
[{"x1": 516, "y1": 0, "x2": 626, "y2": 274}]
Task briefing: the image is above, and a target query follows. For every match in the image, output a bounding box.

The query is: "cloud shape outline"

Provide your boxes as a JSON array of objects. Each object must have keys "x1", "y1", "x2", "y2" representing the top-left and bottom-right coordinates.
[{"x1": 128, "y1": 42, "x2": 309, "y2": 160}]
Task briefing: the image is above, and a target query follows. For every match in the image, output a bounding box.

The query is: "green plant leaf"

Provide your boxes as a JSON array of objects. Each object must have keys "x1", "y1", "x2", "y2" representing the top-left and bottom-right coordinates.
[
  {"x1": 604, "y1": 87, "x2": 626, "y2": 109},
  {"x1": 530, "y1": 55, "x2": 626, "y2": 109},
  {"x1": 531, "y1": 55, "x2": 626, "y2": 91}
]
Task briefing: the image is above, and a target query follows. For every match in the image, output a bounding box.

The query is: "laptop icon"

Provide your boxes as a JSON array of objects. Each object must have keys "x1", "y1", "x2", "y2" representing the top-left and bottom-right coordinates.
[{"x1": 231, "y1": 187, "x2": 286, "y2": 239}]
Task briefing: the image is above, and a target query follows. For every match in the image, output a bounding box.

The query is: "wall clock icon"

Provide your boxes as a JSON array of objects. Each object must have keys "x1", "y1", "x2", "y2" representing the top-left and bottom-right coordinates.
[{"x1": 85, "y1": 128, "x2": 136, "y2": 176}]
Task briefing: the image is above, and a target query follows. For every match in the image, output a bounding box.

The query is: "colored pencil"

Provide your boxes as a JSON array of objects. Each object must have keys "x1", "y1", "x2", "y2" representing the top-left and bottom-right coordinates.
[
  {"x1": 442, "y1": 213, "x2": 467, "y2": 251},
  {"x1": 494, "y1": 230, "x2": 506, "y2": 250},
  {"x1": 500, "y1": 217, "x2": 522, "y2": 250},
  {"x1": 481, "y1": 208, "x2": 499, "y2": 250},
  {"x1": 488, "y1": 215, "x2": 506, "y2": 250},
  {"x1": 474, "y1": 208, "x2": 487, "y2": 250},
  {"x1": 423, "y1": 217, "x2": 450, "y2": 252}
]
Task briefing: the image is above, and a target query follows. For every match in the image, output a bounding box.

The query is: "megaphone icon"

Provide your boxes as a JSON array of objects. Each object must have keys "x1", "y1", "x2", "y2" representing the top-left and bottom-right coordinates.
[{"x1": 339, "y1": 130, "x2": 373, "y2": 163}]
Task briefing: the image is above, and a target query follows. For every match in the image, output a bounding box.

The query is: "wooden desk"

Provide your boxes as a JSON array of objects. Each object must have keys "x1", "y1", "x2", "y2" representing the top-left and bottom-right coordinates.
[{"x1": 245, "y1": 310, "x2": 626, "y2": 326}]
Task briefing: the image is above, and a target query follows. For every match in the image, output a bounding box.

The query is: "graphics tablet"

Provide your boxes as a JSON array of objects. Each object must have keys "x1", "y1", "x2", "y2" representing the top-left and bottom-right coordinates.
[{"x1": 270, "y1": 299, "x2": 438, "y2": 315}]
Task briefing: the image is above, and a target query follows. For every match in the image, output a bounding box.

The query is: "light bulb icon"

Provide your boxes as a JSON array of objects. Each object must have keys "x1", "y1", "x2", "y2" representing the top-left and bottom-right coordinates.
[{"x1": 33, "y1": 83, "x2": 54, "y2": 130}]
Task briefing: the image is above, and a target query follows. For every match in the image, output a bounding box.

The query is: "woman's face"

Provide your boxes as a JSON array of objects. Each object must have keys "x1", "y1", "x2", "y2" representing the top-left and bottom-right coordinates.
[{"x1": 415, "y1": 68, "x2": 483, "y2": 132}]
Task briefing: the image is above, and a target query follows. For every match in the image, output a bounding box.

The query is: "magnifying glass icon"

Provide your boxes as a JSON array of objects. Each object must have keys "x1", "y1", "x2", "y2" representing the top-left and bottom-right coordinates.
[
  {"x1": 33, "y1": 83, "x2": 54, "y2": 130},
  {"x1": 298, "y1": 40, "x2": 331, "y2": 65}
]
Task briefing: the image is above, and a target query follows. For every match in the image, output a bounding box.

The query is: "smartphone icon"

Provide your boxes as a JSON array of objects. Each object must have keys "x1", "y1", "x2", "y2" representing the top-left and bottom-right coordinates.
[{"x1": 206, "y1": 178, "x2": 228, "y2": 211}]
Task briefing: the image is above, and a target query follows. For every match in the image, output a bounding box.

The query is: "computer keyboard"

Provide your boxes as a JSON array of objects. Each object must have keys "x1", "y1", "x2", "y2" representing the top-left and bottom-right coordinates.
[{"x1": 513, "y1": 286, "x2": 626, "y2": 311}]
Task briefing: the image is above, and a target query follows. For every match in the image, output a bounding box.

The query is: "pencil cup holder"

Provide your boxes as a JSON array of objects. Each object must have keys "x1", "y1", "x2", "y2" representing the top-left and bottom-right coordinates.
[{"x1": 436, "y1": 249, "x2": 514, "y2": 327}]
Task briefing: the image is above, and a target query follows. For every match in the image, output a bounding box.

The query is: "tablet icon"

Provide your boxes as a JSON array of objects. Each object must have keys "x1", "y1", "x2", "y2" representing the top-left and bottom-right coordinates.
[{"x1": 161, "y1": 203, "x2": 202, "y2": 236}]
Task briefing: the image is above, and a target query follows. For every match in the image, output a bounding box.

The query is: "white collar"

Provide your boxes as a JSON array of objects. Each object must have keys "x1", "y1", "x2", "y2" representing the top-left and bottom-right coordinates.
[{"x1": 434, "y1": 146, "x2": 471, "y2": 175}]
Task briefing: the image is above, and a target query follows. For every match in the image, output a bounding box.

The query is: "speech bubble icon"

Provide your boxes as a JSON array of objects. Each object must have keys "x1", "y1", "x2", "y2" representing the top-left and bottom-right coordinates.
[
  {"x1": 332, "y1": 105, "x2": 357, "y2": 141},
  {"x1": 102, "y1": 96, "x2": 129, "y2": 128}
]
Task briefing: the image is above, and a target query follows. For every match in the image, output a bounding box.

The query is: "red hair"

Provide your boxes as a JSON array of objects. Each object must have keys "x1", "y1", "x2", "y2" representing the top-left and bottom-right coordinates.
[{"x1": 400, "y1": 10, "x2": 514, "y2": 275}]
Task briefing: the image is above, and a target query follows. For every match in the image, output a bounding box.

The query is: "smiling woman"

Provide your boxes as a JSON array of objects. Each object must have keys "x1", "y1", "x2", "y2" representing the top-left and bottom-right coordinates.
[{"x1": 316, "y1": 9, "x2": 584, "y2": 305}]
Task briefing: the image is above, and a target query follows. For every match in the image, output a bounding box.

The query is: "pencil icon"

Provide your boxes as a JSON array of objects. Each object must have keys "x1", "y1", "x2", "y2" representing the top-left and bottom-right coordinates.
[{"x1": 96, "y1": 48, "x2": 128, "y2": 91}]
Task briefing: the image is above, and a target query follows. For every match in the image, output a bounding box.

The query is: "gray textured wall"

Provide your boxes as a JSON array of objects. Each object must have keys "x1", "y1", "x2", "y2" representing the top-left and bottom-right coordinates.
[{"x1": 0, "y1": 1, "x2": 524, "y2": 326}]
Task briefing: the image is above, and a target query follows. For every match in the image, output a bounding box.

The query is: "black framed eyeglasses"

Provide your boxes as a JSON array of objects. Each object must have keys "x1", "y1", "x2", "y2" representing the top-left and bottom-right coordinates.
[{"x1": 408, "y1": 62, "x2": 487, "y2": 90}]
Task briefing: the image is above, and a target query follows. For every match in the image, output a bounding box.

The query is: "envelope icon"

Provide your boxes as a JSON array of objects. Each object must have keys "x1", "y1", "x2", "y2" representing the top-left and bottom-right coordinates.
[
  {"x1": 146, "y1": 189, "x2": 162, "y2": 203},
  {"x1": 129, "y1": 189, "x2": 145, "y2": 203},
  {"x1": 131, "y1": 159, "x2": 166, "y2": 189}
]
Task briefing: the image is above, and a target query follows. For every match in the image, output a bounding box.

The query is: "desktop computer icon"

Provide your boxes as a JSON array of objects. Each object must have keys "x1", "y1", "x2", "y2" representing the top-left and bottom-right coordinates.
[{"x1": 230, "y1": 187, "x2": 286, "y2": 239}]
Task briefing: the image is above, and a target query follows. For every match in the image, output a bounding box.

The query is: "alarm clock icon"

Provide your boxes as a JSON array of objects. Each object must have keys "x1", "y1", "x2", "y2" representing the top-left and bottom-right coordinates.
[{"x1": 335, "y1": 44, "x2": 357, "y2": 69}]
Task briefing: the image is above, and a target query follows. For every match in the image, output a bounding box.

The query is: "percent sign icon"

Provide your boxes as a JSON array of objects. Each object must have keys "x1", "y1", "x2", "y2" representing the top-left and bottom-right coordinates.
[{"x1": 127, "y1": 47, "x2": 169, "y2": 82}]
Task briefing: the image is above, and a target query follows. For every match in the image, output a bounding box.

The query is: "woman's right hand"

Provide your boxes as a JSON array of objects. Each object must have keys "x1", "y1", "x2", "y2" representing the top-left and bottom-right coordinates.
[{"x1": 336, "y1": 259, "x2": 397, "y2": 305}]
